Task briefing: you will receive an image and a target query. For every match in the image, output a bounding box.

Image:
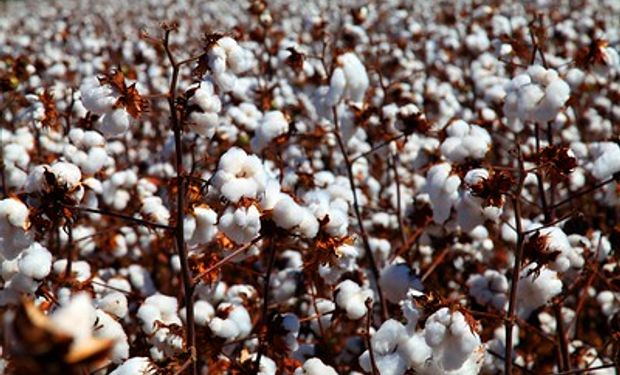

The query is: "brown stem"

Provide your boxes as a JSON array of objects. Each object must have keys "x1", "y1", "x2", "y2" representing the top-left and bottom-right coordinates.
[
  {"x1": 63, "y1": 204, "x2": 173, "y2": 231},
  {"x1": 553, "y1": 302, "x2": 571, "y2": 371},
  {"x1": 331, "y1": 106, "x2": 388, "y2": 322},
  {"x1": 389, "y1": 152, "x2": 406, "y2": 246},
  {"x1": 192, "y1": 236, "x2": 262, "y2": 285},
  {"x1": 364, "y1": 298, "x2": 379, "y2": 375},
  {"x1": 505, "y1": 146, "x2": 526, "y2": 375},
  {"x1": 254, "y1": 240, "x2": 277, "y2": 373},
  {"x1": 163, "y1": 28, "x2": 197, "y2": 375},
  {"x1": 63, "y1": 224, "x2": 73, "y2": 280}
]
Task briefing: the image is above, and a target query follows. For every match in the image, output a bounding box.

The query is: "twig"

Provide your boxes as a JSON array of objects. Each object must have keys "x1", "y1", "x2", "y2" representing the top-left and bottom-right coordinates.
[
  {"x1": 254, "y1": 240, "x2": 277, "y2": 373},
  {"x1": 505, "y1": 145, "x2": 527, "y2": 375},
  {"x1": 192, "y1": 236, "x2": 262, "y2": 285},
  {"x1": 389, "y1": 152, "x2": 407, "y2": 247},
  {"x1": 364, "y1": 298, "x2": 379, "y2": 375},
  {"x1": 63, "y1": 204, "x2": 173, "y2": 230},
  {"x1": 331, "y1": 106, "x2": 388, "y2": 321},
  {"x1": 163, "y1": 27, "x2": 197, "y2": 375}
]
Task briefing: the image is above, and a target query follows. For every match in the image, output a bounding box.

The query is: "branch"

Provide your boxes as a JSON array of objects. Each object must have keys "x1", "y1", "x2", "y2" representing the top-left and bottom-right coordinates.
[
  {"x1": 163, "y1": 27, "x2": 197, "y2": 375},
  {"x1": 331, "y1": 106, "x2": 388, "y2": 322}
]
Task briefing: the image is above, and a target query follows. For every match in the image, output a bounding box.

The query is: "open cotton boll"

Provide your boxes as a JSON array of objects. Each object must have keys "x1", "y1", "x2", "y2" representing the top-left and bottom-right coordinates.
[
  {"x1": 423, "y1": 307, "x2": 482, "y2": 372},
  {"x1": 208, "y1": 37, "x2": 254, "y2": 92},
  {"x1": 503, "y1": 65, "x2": 570, "y2": 125},
  {"x1": 338, "y1": 52, "x2": 369, "y2": 105},
  {"x1": 326, "y1": 66, "x2": 346, "y2": 107},
  {"x1": 218, "y1": 205, "x2": 261, "y2": 244},
  {"x1": 294, "y1": 358, "x2": 338, "y2": 375},
  {"x1": 187, "y1": 81, "x2": 221, "y2": 137},
  {"x1": 0, "y1": 197, "x2": 32, "y2": 258},
  {"x1": 188, "y1": 205, "x2": 218, "y2": 245},
  {"x1": 209, "y1": 302, "x2": 252, "y2": 341},
  {"x1": 516, "y1": 263, "x2": 563, "y2": 318},
  {"x1": 589, "y1": 142, "x2": 620, "y2": 180},
  {"x1": 359, "y1": 319, "x2": 410, "y2": 375},
  {"x1": 424, "y1": 163, "x2": 461, "y2": 224},
  {"x1": 597, "y1": 290, "x2": 620, "y2": 317},
  {"x1": 94, "y1": 309, "x2": 129, "y2": 363},
  {"x1": 335, "y1": 279, "x2": 374, "y2": 320},
  {"x1": 272, "y1": 195, "x2": 319, "y2": 238},
  {"x1": 467, "y1": 270, "x2": 508, "y2": 310},
  {"x1": 99, "y1": 108, "x2": 130, "y2": 137},
  {"x1": 79, "y1": 77, "x2": 116, "y2": 114},
  {"x1": 140, "y1": 197, "x2": 170, "y2": 226},
  {"x1": 180, "y1": 300, "x2": 215, "y2": 326},
  {"x1": 212, "y1": 147, "x2": 266, "y2": 203},
  {"x1": 379, "y1": 263, "x2": 424, "y2": 304},
  {"x1": 17, "y1": 242, "x2": 52, "y2": 280},
  {"x1": 529, "y1": 226, "x2": 584, "y2": 272},
  {"x1": 53, "y1": 259, "x2": 92, "y2": 282},
  {"x1": 440, "y1": 120, "x2": 491, "y2": 163},
  {"x1": 249, "y1": 354, "x2": 276, "y2": 375},
  {"x1": 97, "y1": 291, "x2": 129, "y2": 319},
  {"x1": 251, "y1": 110, "x2": 289, "y2": 153},
  {"x1": 109, "y1": 357, "x2": 156, "y2": 375},
  {"x1": 50, "y1": 293, "x2": 97, "y2": 345}
]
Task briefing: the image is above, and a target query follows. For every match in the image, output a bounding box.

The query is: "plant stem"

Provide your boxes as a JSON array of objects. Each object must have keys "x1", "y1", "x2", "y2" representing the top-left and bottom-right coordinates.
[
  {"x1": 505, "y1": 146, "x2": 526, "y2": 375},
  {"x1": 254, "y1": 240, "x2": 277, "y2": 373},
  {"x1": 331, "y1": 106, "x2": 388, "y2": 322},
  {"x1": 163, "y1": 28, "x2": 197, "y2": 375}
]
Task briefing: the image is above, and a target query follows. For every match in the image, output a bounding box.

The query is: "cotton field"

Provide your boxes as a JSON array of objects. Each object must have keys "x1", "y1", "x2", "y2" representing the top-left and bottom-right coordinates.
[{"x1": 1, "y1": 0, "x2": 620, "y2": 374}]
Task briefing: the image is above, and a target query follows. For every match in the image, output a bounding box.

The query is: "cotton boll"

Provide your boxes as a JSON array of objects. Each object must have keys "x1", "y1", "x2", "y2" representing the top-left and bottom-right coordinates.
[
  {"x1": 0, "y1": 197, "x2": 32, "y2": 258},
  {"x1": 109, "y1": 357, "x2": 156, "y2": 375},
  {"x1": 79, "y1": 77, "x2": 116, "y2": 114},
  {"x1": 251, "y1": 111, "x2": 289, "y2": 153},
  {"x1": 339, "y1": 52, "x2": 369, "y2": 105},
  {"x1": 294, "y1": 358, "x2": 338, "y2": 375},
  {"x1": 218, "y1": 205, "x2": 261, "y2": 244},
  {"x1": 272, "y1": 195, "x2": 319, "y2": 238},
  {"x1": 423, "y1": 307, "x2": 482, "y2": 372},
  {"x1": 424, "y1": 163, "x2": 461, "y2": 224},
  {"x1": 97, "y1": 291, "x2": 129, "y2": 319},
  {"x1": 181, "y1": 300, "x2": 214, "y2": 326},
  {"x1": 189, "y1": 205, "x2": 218, "y2": 245},
  {"x1": 530, "y1": 226, "x2": 584, "y2": 272},
  {"x1": 326, "y1": 67, "x2": 346, "y2": 106},
  {"x1": 140, "y1": 197, "x2": 170, "y2": 226},
  {"x1": 53, "y1": 259, "x2": 91, "y2": 282},
  {"x1": 50, "y1": 293, "x2": 97, "y2": 345},
  {"x1": 379, "y1": 263, "x2": 424, "y2": 304},
  {"x1": 335, "y1": 280, "x2": 374, "y2": 320},
  {"x1": 17, "y1": 242, "x2": 52, "y2": 279},
  {"x1": 94, "y1": 309, "x2": 129, "y2": 363},
  {"x1": 467, "y1": 270, "x2": 508, "y2": 310},
  {"x1": 517, "y1": 263, "x2": 563, "y2": 318},
  {"x1": 440, "y1": 121, "x2": 491, "y2": 163},
  {"x1": 209, "y1": 303, "x2": 252, "y2": 341},
  {"x1": 589, "y1": 142, "x2": 620, "y2": 180},
  {"x1": 99, "y1": 108, "x2": 130, "y2": 137},
  {"x1": 188, "y1": 81, "x2": 221, "y2": 137},
  {"x1": 212, "y1": 147, "x2": 267, "y2": 203}
]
